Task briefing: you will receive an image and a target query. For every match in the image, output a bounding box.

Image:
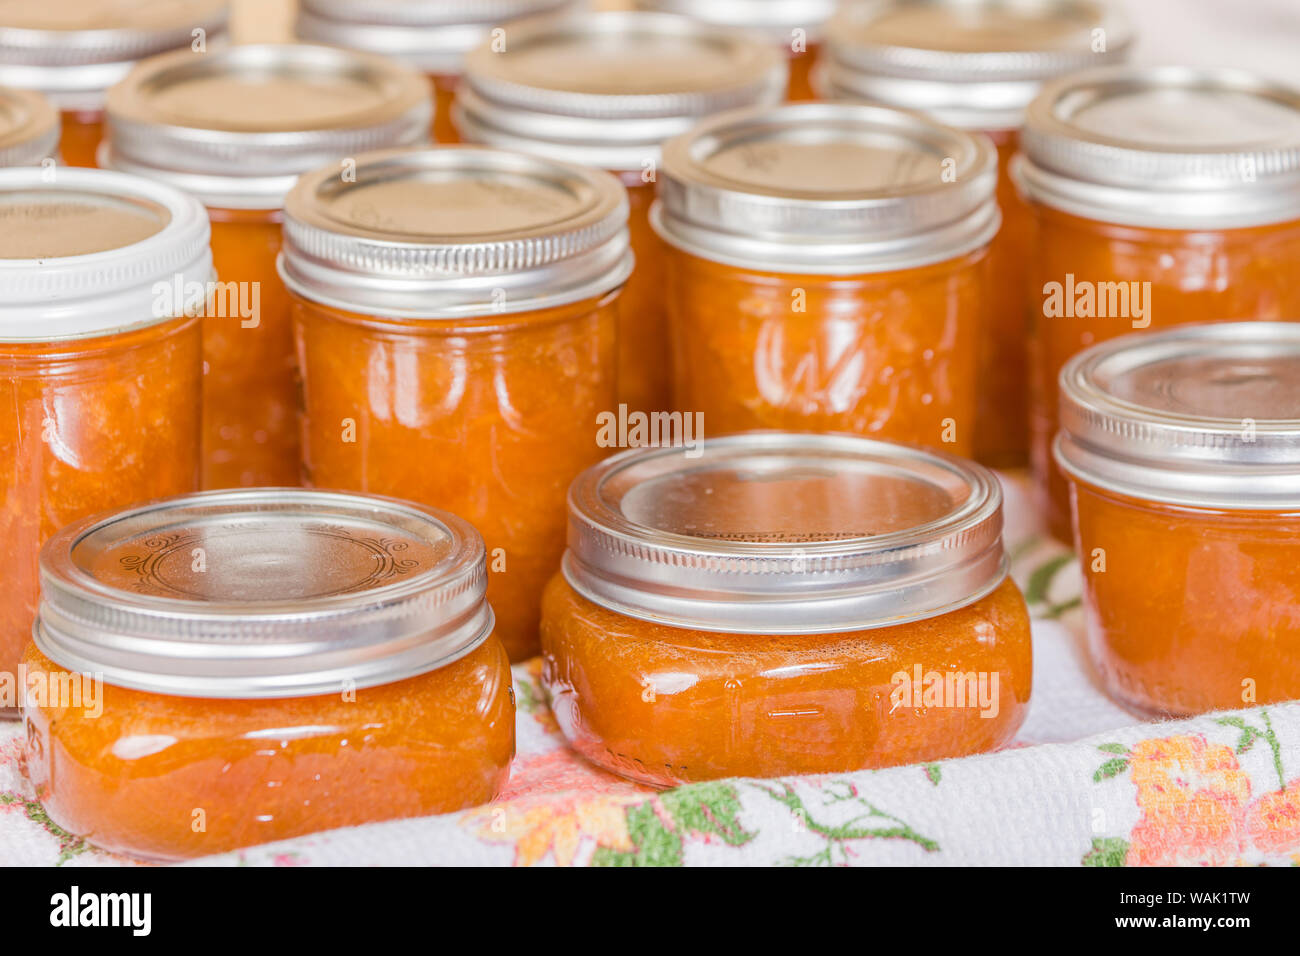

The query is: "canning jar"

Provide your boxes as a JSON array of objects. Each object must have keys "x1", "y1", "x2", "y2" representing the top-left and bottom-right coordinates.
[
  {"x1": 654, "y1": 103, "x2": 999, "y2": 457},
  {"x1": 1058, "y1": 322, "x2": 1300, "y2": 718},
  {"x1": 0, "y1": 1, "x2": 229, "y2": 168},
  {"x1": 102, "y1": 43, "x2": 431, "y2": 490},
  {"x1": 541, "y1": 431, "x2": 1031, "y2": 786},
  {"x1": 21, "y1": 488, "x2": 514, "y2": 860},
  {"x1": 0, "y1": 167, "x2": 209, "y2": 712},
  {"x1": 295, "y1": 0, "x2": 576, "y2": 145},
  {"x1": 281, "y1": 146, "x2": 631, "y2": 662},
  {"x1": 0, "y1": 85, "x2": 57, "y2": 165},
  {"x1": 455, "y1": 10, "x2": 785, "y2": 416},
  {"x1": 631, "y1": 0, "x2": 834, "y2": 101},
  {"x1": 1016, "y1": 67, "x2": 1300, "y2": 540},
  {"x1": 821, "y1": 0, "x2": 1132, "y2": 468}
]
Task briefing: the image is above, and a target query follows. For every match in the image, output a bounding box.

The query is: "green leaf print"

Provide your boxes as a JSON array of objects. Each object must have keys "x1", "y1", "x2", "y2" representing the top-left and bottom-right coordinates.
[
  {"x1": 660, "y1": 781, "x2": 755, "y2": 847},
  {"x1": 1216, "y1": 710, "x2": 1286, "y2": 791},
  {"x1": 924, "y1": 764, "x2": 942, "y2": 786},
  {"x1": 1082, "y1": 837, "x2": 1129, "y2": 867},
  {"x1": 0, "y1": 791, "x2": 93, "y2": 865},
  {"x1": 591, "y1": 801, "x2": 683, "y2": 867},
  {"x1": 1023, "y1": 553, "x2": 1081, "y2": 619},
  {"x1": 1093, "y1": 758, "x2": 1129, "y2": 782}
]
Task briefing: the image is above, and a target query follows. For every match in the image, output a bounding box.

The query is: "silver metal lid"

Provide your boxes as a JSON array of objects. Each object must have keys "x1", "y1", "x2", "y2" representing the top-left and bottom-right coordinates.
[
  {"x1": 296, "y1": 0, "x2": 576, "y2": 76},
  {"x1": 101, "y1": 44, "x2": 433, "y2": 210},
  {"x1": 0, "y1": 0, "x2": 230, "y2": 111},
  {"x1": 563, "y1": 431, "x2": 1007, "y2": 634},
  {"x1": 35, "y1": 488, "x2": 494, "y2": 699},
  {"x1": 823, "y1": 0, "x2": 1131, "y2": 131},
  {"x1": 280, "y1": 145, "x2": 632, "y2": 319},
  {"x1": 1056, "y1": 322, "x2": 1300, "y2": 510},
  {"x1": 632, "y1": 0, "x2": 837, "y2": 44},
  {"x1": 0, "y1": 165, "x2": 211, "y2": 341},
  {"x1": 454, "y1": 11, "x2": 786, "y2": 172},
  {"x1": 1017, "y1": 66, "x2": 1300, "y2": 229},
  {"x1": 0, "y1": 84, "x2": 56, "y2": 164},
  {"x1": 652, "y1": 101, "x2": 999, "y2": 274}
]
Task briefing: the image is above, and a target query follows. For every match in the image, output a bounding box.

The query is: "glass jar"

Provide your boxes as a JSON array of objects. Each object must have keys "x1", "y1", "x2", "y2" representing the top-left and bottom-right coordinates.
[
  {"x1": 295, "y1": 0, "x2": 576, "y2": 144},
  {"x1": 541, "y1": 432, "x2": 1032, "y2": 787},
  {"x1": 0, "y1": 1, "x2": 229, "y2": 168},
  {"x1": 631, "y1": 0, "x2": 835, "y2": 101},
  {"x1": 0, "y1": 85, "x2": 57, "y2": 165},
  {"x1": 21, "y1": 488, "x2": 514, "y2": 861},
  {"x1": 654, "y1": 102, "x2": 999, "y2": 457},
  {"x1": 281, "y1": 146, "x2": 631, "y2": 662},
  {"x1": 101, "y1": 44, "x2": 431, "y2": 491},
  {"x1": 0, "y1": 167, "x2": 210, "y2": 712},
  {"x1": 1058, "y1": 322, "x2": 1300, "y2": 718},
  {"x1": 820, "y1": 0, "x2": 1132, "y2": 468},
  {"x1": 1016, "y1": 67, "x2": 1300, "y2": 540},
  {"x1": 455, "y1": 10, "x2": 786, "y2": 415}
]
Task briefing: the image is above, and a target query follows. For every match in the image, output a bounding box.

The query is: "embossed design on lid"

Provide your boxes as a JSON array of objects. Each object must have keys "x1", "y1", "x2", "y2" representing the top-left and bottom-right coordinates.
[
  {"x1": 564, "y1": 431, "x2": 1006, "y2": 634},
  {"x1": 36, "y1": 488, "x2": 494, "y2": 698},
  {"x1": 0, "y1": 84, "x2": 56, "y2": 164}
]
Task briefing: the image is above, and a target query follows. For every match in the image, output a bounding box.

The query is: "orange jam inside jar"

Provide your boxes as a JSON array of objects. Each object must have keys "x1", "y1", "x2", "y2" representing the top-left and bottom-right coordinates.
[
  {"x1": 653, "y1": 103, "x2": 999, "y2": 456},
  {"x1": 102, "y1": 44, "x2": 431, "y2": 491},
  {"x1": 821, "y1": 0, "x2": 1133, "y2": 468},
  {"x1": 281, "y1": 147, "x2": 631, "y2": 662},
  {"x1": 1058, "y1": 323, "x2": 1300, "y2": 718},
  {"x1": 455, "y1": 10, "x2": 786, "y2": 415},
  {"x1": 0, "y1": 166, "x2": 209, "y2": 714},
  {"x1": 542, "y1": 432, "x2": 1031, "y2": 786},
  {"x1": 294, "y1": 0, "x2": 577, "y2": 144},
  {"x1": 21, "y1": 489, "x2": 515, "y2": 861},
  {"x1": 0, "y1": 0, "x2": 229, "y2": 168},
  {"x1": 1016, "y1": 67, "x2": 1300, "y2": 540}
]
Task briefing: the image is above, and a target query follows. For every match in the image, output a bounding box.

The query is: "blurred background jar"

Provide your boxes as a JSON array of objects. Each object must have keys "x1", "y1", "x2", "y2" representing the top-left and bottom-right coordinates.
[
  {"x1": 0, "y1": 0, "x2": 230, "y2": 167},
  {"x1": 101, "y1": 43, "x2": 431, "y2": 490},
  {"x1": 455, "y1": 10, "x2": 786, "y2": 415},
  {"x1": 820, "y1": 0, "x2": 1132, "y2": 468},
  {"x1": 0, "y1": 84, "x2": 56, "y2": 164}
]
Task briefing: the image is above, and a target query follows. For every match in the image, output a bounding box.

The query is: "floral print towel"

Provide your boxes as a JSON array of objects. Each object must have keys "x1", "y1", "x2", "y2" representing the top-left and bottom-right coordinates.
[{"x1": 2, "y1": 475, "x2": 1298, "y2": 866}]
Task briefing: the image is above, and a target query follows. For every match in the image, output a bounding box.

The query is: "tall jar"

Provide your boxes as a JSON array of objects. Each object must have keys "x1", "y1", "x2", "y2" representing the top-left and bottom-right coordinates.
[
  {"x1": 281, "y1": 146, "x2": 631, "y2": 662},
  {"x1": 0, "y1": 167, "x2": 210, "y2": 710},
  {"x1": 654, "y1": 102, "x2": 999, "y2": 456},
  {"x1": 1015, "y1": 66, "x2": 1300, "y2": 541},
  {"x1": 455, "y1": 10, "x2": 786, "y2": 416},
  {"x1": 102, "y1": 43, "x2": 431, "y2": 490},
  {"x1": 295, "y1": 0, "x2": 576, "y2": 145},
  {"x1": 0, "y1": 85, "x2": 57, "y2": 165},
  {"x1": 820, "y1": 0, "x2": 1132, "y2": 468},
  {"x1": 0, "y1": 1, "x2": 229, "y2": 168}
]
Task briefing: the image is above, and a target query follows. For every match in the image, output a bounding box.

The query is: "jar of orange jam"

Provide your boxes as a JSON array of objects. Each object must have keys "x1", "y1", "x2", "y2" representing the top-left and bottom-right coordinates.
[
  {"x1": 0, "y1": 85, "x2": 56, "y2": 165},
  {"x1": 281, "y1": 146, "x2": 631, "y2": 662},
  {"x1": 631, "y1": 0, "x2": 834, "y2": 101},
  {"x1": 455, "y1": 10, "x2": 785, "y2": 415},
  {"x1": 295, "y1": 0, "x2": 576, "y2": 145},
  {"x1": 821, "y1": 0, "x2": 1132, "y2": 468},
  {"x1": 21, "y1": 488, "x2": 514, "y2": 860},
  {"x1": 1058, "y1": 322, "x2": 1300, "y2": 718},
  {"x1": 1016, "y1": 67, "x2": 1300, "y2": 541},
  {"x1": 541, "y1": 431, "x2": 1031, "y2": 786},
  {"x1": 0, "y1": 166, "x2": 210, "y2": 713},
  {"x1": 101, "y1": 44, "x2": 432, "y2": 491},
  {"x1": 0, "y1": 0, "x2": 229, "y2": 168},
  {"x1": 654, "y1": 103, "x2": 999, "y2": 456}
]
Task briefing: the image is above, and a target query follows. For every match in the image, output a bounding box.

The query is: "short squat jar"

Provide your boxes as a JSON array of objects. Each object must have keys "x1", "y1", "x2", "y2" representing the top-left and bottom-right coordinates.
[
  {"x1": 1016, "y1": 67, "x2": 1300, "y2": 540},
  {"x1": 654, "y1": 103, "x2": 999, "y2": 457},
  {"x1": 541, "y1": 432, "x2": 1032, "y2": 787},
  {"x1": 1058, "y1": 322, "x2": 1300, "y2": 718},
  {"x1": 103, "y1": 43, "x2": 431, "y2": 490},
  {"x1": 0, "y1": 167, "x2": 209, "y2": 710},
  {"x1": 281, "y1": 146, "x2": 631, "y2": 661},
  {"x1": 0, "y1": 85, "x2": 58, "y2": 165},
  {"x1": 22, "y1": 489, "x2": 515, "y2": 861}
]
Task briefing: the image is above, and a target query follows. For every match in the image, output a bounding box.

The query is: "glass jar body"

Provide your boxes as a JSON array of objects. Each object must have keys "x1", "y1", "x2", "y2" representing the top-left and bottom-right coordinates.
[
  {"x1": 620, "y1": 177, "x2": 670, "y2": 413},
  {"x1": 58, "y1": 108, "x2": 102, "y2": 168},
  {"x1": 431, "y1": 73, "x2": 459, "y2": 143}
]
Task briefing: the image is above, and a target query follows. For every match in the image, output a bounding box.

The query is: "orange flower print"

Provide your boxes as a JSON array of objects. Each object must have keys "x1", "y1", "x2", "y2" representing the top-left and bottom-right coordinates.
[
  {"x1": 464, "y1": 792, "x2": 644, "y2": 867},
  {"x1": 1244, "y1": 778, "x2": 1300, "y2": 862}
]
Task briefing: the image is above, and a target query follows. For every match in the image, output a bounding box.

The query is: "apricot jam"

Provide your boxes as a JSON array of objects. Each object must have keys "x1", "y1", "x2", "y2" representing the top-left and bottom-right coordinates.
[
  {"x1": 281, "y1": 147, "x2": 630, "y2": 662},
  {"x1": 21, "y1": 489, "x2": 514, "y2": 861},
  {"x1": 1017, "y1": 67, "x2": 1300, "y2": 540},
  {"x1": 0, "y1": 167, "x2": 209, "y2": 712},
  {"x1": 821, "y1": 0, "x2": 1132, "y2": 467},
  {"x1": 1058, "y1": 323, "x2": 1300, "y2": 718},
  {"x1": 654, "y1": 103, "x2": 999, "y2": 456},
  {"x1": 455, "y1": 10, "x2": 785, "y2": 414},
  {"x1": 541, "y1": 432, "x2": 1032, "y2": 787},
  {"x1": 102, "y1": 43, "x2": 431, "y2": 490},
  {"x1": 0, "y1": 0, "x2": 229, "y2": 167}
]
